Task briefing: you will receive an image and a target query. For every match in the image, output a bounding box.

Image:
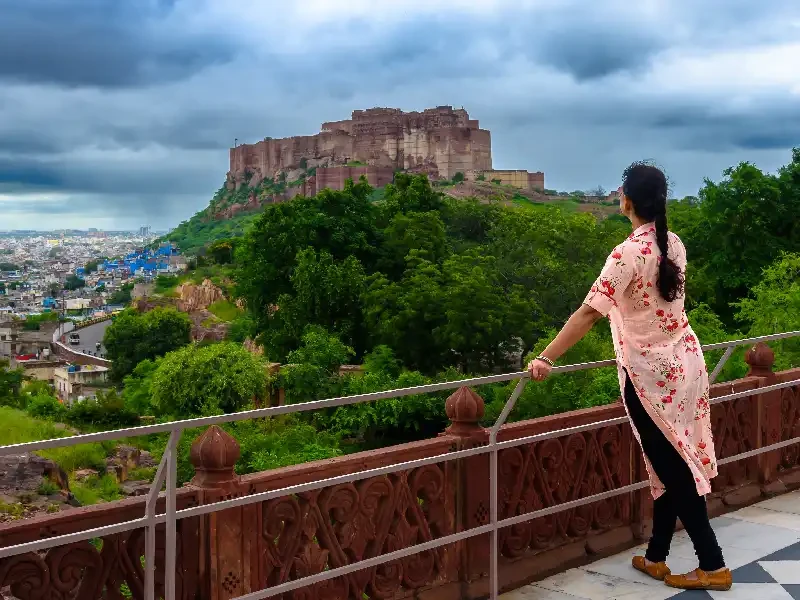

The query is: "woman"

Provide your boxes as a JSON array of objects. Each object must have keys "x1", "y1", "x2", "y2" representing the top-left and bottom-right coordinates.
[{"x1": 527, "y1": 162, "x2": 731, "y2": 592}]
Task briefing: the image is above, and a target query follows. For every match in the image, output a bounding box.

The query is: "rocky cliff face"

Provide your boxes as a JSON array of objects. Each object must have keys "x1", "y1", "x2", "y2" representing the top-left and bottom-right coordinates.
[{"x1": 176, "y1": 279, "x2": 224, "y2": 313}]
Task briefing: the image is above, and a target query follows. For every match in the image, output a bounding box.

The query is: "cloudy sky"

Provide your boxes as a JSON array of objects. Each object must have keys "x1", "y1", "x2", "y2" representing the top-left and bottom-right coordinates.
[{"x1": 1, "y1": 0, "x2": 799, "y2": 231}]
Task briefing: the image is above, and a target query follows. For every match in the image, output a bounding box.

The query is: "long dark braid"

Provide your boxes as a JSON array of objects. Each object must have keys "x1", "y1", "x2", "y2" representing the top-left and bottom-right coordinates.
[{"x1": 622, "y1": 162, "x2": 684, "y2": 302}]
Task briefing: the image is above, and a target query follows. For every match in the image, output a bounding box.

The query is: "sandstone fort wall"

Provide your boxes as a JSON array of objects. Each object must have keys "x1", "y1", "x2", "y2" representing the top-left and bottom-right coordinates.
[{"x1": 229, "y1": 106, "x2": 494, "y2": 185}]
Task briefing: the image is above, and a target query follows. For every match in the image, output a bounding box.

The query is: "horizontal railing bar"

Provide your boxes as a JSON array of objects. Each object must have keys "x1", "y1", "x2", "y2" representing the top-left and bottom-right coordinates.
[
  {"x1": 709, "y1": 379, "x2": 798, "y2": 405},
  {"x1": 178, "y1": 415, "x2": 637, "y2": 521},
  {"x1": 702, "y1": 330, "x2": 800, "y2": 352},
  {"x1": 234, "y1": 522, "x2": 497, "y2": 600},
  {"x1": 0, "y1": 515, "x2": 156, "y2": 559},
  {"x1": 498, "y1": 481, "x2": 652, "y2": 528},
  {"x1": 718, "y1": 435, "x2": 800, "y2": 465},
  {"x1": 176, "y1": 442, "x2": 492, "y2": 520},
  {"x1": 2, "y1": 331, "x2": 798, "y2": 457}
]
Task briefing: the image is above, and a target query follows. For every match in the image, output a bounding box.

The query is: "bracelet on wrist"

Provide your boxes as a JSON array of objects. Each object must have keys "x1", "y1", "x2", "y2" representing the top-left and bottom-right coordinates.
[{"x1": 536, "y1": 355, "x2": 555, "y2": 367}]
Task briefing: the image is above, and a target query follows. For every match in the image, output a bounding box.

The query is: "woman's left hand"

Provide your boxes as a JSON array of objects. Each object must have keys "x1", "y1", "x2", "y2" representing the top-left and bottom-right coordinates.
[{"x1": 527, "y1": 359, "x2": 552, "y2": 381}]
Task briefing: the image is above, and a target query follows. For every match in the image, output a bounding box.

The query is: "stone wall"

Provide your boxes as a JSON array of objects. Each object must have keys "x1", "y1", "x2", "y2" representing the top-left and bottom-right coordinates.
[
  {"x1": 315, "y1": 166, "x2": 395, "y2": 193},
  {"x1": 229, "y1": 106, "x2": 493, "y2": 186},
  {"x1": 468, "y1": 169, "x2": 545, "y2": 190}
]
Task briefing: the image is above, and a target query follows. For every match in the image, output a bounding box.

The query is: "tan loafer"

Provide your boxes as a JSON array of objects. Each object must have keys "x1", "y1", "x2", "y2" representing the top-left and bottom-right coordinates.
[
  {"x1": 664, "y1": 568, "x2": 732, "y2": 591},
  {"x1": 632, "y1": 556, "x2": 671, "y2": 581}
]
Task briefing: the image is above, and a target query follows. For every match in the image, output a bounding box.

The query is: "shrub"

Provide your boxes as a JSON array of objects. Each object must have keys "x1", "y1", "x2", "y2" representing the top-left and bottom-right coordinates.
[
  {"x1": 27, "y1": 394, "x2": 67, "y2": 421},
  {"x1": 65, "y1": 390, "x2": 140, "y2": 430}
]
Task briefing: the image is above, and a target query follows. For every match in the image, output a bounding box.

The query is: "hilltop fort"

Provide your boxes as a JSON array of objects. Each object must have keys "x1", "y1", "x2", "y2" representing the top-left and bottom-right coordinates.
[{"x1": 227, "y1": 106, "x2": 544, "y2": 195}]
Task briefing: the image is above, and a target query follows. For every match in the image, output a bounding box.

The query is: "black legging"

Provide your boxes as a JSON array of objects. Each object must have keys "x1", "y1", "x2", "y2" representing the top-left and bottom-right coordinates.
[{"x1": 623, "y1": 371, "x2": 725, "y2": 572}]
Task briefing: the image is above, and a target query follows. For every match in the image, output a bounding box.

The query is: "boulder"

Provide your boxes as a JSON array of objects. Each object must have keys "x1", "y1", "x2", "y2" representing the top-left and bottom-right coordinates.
[
  {"x1": 0, "y1": 453, "x2": 69, "y2": 496},
  {"x1": 74, "y1": 468, "x2": 99, "y2": 482},
  {"x1": 121, "y1": 480, "x2": 152, "y2": 497}
]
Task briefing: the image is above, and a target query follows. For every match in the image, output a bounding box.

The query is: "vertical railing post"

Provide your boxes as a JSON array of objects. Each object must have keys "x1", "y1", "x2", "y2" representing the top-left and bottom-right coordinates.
[
  {"x1": 487, "y1": 377, "x2": 528, "y2": 600},
  {"x1": 145, "y1": 430, "x2": 180, "y2": 600},
  {"x1": 189, "y1": 425, "x2": 243, "y2": 599},
  {"x1": 165, "y1": 428, "x2": 182, "y2": 600},
  {"x1": 746, "y1": 343, "x2": 779, "y2": 486}
]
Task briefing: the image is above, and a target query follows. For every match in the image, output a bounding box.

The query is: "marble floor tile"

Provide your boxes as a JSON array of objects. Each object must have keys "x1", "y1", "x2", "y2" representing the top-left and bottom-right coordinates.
[
  {"x1": 760, "y1": 561, "x2": 800, "y2": 585},
  {"x1": 532, "y1": 567, "x2": 680, "y2": 600},
  {"x1": 726, "y1": 506, "x2": 800, "y2": 532},
  {"x1": 757, "y1": 491, "x2": 800, "y2": 515},
  {"x1": 501, "y1": 493, "x2": 800, "y2": 600},
  {"x1": 501, "y1": 586, "x2": 590, "y2": 599},
  {"x1": 706, "y1": 583, "x2": 795, "y2": 599}
]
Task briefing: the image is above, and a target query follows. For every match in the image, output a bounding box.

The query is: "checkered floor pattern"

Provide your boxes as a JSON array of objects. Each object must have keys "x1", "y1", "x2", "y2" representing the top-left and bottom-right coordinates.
[
  {"x1": 671, "y1": 540, "x2": 800, "y2": 599},
  {"x1": 501, "y1": 489, "x2": 800, "y2": 600}
]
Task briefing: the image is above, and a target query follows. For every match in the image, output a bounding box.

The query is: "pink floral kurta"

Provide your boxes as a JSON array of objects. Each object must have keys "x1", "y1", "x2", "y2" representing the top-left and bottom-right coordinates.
[{"x1": 583, "y1": 222, "x2": 717, "y2": 499}]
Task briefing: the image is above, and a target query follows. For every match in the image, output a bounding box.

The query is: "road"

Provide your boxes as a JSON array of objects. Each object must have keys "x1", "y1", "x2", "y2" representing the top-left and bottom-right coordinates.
[{"x1": 67, "y1": 319, "x2": 113, "y2": 358}]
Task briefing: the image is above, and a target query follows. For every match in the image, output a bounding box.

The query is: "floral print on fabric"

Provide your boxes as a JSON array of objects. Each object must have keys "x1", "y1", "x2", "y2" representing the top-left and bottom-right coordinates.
[{"x1": 583, "y1": 222, "x2": 717, "y2": 499}]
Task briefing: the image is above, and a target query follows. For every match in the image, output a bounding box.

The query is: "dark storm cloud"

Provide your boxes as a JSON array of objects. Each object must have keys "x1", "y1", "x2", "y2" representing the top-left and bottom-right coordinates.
[
  {"x1": 0, "y1": 0, "x2": 236, "y2": 88},
  {"x1": 1, "y1": 0, "x2": 799, "y2": 229}
]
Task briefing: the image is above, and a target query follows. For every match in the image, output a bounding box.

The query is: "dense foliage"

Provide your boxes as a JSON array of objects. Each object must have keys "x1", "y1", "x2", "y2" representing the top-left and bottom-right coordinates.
[
  {"x1": 103, "y1": 307, "x2": 192, "y2": 381},
  {"x1": 236, "y1": 173, "x2": 629, "y2": 374}
]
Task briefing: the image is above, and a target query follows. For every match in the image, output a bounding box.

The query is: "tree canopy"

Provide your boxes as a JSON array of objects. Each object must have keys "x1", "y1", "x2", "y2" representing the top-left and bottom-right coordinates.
[{"x1": 103, "y1": 307, "x2": 192, "y2": 382}]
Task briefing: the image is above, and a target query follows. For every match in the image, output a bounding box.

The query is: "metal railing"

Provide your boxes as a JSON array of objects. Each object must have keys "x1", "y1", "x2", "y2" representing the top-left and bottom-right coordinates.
[{"x1": 1, "y1": 330, "x2": 799, "y2": 600}]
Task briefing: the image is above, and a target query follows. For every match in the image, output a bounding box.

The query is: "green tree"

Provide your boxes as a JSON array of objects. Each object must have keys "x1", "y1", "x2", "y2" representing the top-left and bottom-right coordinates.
[
  {"x1": 0, "y1": 360, "x2": 25, "y2": 408},
  {"x1": 378, "y1": 210, "x2": 448, "y2": 277},
  {"x1": 277, "y1": 326, "x2": 355, "y2": 406},
  {"x1": 380, "y1": 173, "x2": 444, "y2": 221},
  {"x1": 103, "y1": 308, "x2": 192, "y2": 382},
  {"x1": 150, "y1": 342, "x2": 267, "y2": 417},
  {"x1": 121, "y1": 358, "x2": 161, "y2": 414},
  {"x1": 363, "y1": 252, "x2": 448, "y2": 371},
  {"x1": 208, "y1": 238, "x2": 238, "y2": 264},
  {"x1": 690, "y1": 160, "x2": 797, "y2": 321},
  {"x1": 84, "y1": 260, "x2": 99, "y2": 275},
  {"x1": 263, "y1": 249, "x2": 367, "y2": 359},
  {"x1": 236, "y1": 178, "x2": 378, "y2": 339},
  {"x1": 64, "y1": 274, "x2": 85, "y2": 291},
  {"x1": 452, "y1": 171, "x2": 465, "y2": 183},
  {"x1": 109, "y1": 282, "x2": 134, "y2": 305},
  {"x1": 734, "y1": 252, "x2": 800, "y2": 371}
]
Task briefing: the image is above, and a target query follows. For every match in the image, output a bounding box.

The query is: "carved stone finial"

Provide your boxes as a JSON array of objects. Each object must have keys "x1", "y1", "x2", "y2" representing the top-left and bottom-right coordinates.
[
  {"x1": 445, "y1": 387, "x2": 486, "y2": 437},
  {"x1": 745, "y1": 342, "x2": 775, "y2": 377},
  {"x1": 189, "y1": 425, "x2": 241, "y2": 488}
]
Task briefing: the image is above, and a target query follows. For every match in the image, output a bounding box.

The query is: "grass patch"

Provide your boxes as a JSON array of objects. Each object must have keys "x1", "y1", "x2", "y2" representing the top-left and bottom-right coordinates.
[
  {"x1": 207, "y1": 299, "x2": 241, "y2": 322},
  {"x1": 127, "y1": 466, "x2": 157, "y2": 482},
  {"x1": 0, "y1": 407, "x2": 113, "y2": 473},
  {"x1": 71, "y1": 474, "x2": 122, "y2": 505},
  {"x1": 0, "y1": 501, "x2": 24, "y2": 519},
  {"x1": 37, "y1": 479, "x2": 61, "y2": 496}
]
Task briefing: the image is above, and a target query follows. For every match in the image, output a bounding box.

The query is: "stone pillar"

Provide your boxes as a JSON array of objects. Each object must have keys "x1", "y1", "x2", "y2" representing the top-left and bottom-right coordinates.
[
  {"x1": 442, "y1": 386, "x2": 490, "y2": 594},
  {"x1": 190, "y1": 425, "x2": 253, "y2": 600},
  {"x1": 745, "y1": 343, "x2": 781, "y2": 488}
]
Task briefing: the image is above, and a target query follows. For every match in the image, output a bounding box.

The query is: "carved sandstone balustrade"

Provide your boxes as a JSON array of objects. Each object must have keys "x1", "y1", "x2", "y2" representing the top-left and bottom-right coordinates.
[{"x1": 1, "y1": 342, "x2": 799, "y2": 600}]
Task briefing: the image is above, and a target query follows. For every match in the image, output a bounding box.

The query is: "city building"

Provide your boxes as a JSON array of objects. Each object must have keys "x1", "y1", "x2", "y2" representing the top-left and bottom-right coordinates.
[{"x1": 53, "y1": 363, "x2": 110, "y2": 404}]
